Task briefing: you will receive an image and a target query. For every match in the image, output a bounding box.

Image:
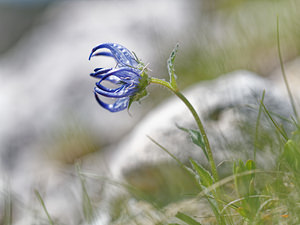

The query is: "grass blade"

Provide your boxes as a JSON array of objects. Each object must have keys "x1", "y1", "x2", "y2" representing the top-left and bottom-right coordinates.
[
  {"x1": 254, "y1": 90, "x2": 265, "y2": 161},
  {"x1": 34, "y1": 190, "x2": 55, "y2": 225},
  {"x1": 277, "y1": 16, "x2": 298, "y2": 122},
  {"x1": 147, "y1": 135, "x2": 186, "y2": 169},
  {"x1": 175, "y1": 211, "x2": 202, "y2": 225},
  {"x1": 260, "y1": 99, "x2": 288, "y2": 141}
]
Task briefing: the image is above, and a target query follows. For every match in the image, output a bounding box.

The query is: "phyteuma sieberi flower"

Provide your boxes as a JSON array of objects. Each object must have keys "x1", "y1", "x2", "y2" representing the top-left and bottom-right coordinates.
[{"x1": 89, "y1": 43, "x2": 149, "y2": 112}]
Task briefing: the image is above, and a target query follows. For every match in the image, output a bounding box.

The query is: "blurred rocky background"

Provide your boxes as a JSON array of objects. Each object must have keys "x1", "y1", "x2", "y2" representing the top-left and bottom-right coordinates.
[{"x1": 0, "y1": 0, "x2": 300, "y2": 224}]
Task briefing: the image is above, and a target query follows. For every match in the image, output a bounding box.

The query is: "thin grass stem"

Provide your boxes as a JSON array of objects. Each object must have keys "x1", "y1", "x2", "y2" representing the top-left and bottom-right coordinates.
[
  {"x1": 277, "y1": 16, "x2": 299, "y2": 123},
  {"x1": 34, "y1": 190, "x2": 55, "y2": 225},
  {"x1": 254, "y1": 90, "x2": 265, "y2": 162},
  {"x1": 260, "y1": 99, "x2": 288, "y2": 141},
  {"x1": 76, "y1": 164, "x2": 94, "y2": 224},
  {"x1": 147, "y1": 135, "x2": 187, "y2": 170}
]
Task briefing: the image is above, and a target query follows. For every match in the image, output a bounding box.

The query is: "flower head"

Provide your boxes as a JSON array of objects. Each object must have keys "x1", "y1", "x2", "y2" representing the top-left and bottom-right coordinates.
[{"x1": 89, "y1": 43, "x2": 149, "y2": 112}]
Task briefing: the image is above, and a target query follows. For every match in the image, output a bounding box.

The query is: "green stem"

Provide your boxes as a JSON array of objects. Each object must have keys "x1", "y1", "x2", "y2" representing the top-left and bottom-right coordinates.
[
  {"x1": 277, "y1": 16, "x2": 299, "y2": 123},
  {"x1": 254, "y1": 90, "x2": 265, "y2": 162},
  {"x1": 35, "y1": 190, "x2": 55, "y2": 225},
  {"x1": 150, "y1": 77, "x2": 219, "y2": 182}
]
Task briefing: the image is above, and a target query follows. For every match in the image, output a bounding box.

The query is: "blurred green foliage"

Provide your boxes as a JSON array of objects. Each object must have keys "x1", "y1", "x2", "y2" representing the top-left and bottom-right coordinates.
[{"x1": 174, "y1": 0, "x2": 300, "y2": 88}]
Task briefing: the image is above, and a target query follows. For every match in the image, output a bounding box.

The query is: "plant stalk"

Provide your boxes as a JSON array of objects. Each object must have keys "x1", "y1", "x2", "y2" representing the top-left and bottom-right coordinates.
[
  {"x1": 277, "y1": 16, "x2": 299, "y2": 123},
  {"x1": 150, "y1": 77, "x2": 219, "y2": 182}
]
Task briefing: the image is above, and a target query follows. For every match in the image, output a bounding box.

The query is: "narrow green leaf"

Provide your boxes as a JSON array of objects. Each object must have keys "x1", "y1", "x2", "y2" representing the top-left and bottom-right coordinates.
[
  {"x1": 175, "y1": 211, "x2": 202, "y2": 225},
  {"x1": 249, "y1": 177, "x2": 255, "y2": 196},
  {"x1": 190, "y1": 159, "x2": 214, "y2": 188},
  {"x1": 177, "y1": 125, "x2": 208, "y2": 161},
  {"x1": 233, "y1": 160, "x2": 257, "y2": 200},
  {"x1": 168, "y1": 43, "x2": 179, "y2": 90},
  {"x1": 234, "y1": 160, "x2": 247, "y2": 197},
  {"x1": 245, "y1": 160, "x2": 256, "y2": 171},
  {"x1": 260, "y1": 100, "x2": 288, "y2": 141}
]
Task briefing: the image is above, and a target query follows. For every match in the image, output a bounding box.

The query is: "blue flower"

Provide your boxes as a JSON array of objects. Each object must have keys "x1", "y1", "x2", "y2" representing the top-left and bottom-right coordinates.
[{"x1": 89, "y1": 43, "x2": 149, "y2": 112}]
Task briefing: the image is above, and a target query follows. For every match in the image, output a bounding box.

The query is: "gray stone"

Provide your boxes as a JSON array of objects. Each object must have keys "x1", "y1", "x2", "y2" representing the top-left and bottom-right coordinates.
[{"x1": 104, "y1": 70, "x2": 292, "y2": 179}]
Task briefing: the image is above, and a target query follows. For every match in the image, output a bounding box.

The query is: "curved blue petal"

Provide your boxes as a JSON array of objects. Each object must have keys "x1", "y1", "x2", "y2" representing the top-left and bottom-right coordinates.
[
  {"x1": 92, "y1": 67, "x2": 141, "y2": 84},
  {"x1": 94, "y1": 68, "x2": 112, "y2": 72},
  {"x1": 94, "y1": 68, "x2": 103, "y2": 72},
  {"x1": 91, "y1": 67, "x2": 140, "y2": 77},
  {"x1": 90, "y1": 68, "x2": 112, "y2": 78},
  {"x1": 104, "y1": 72, "x2": 140, "y2": 84},
  {"x1": 95, "y1": 76, "x2": 138, "y2": 92},
  {"x1": 94, "y1": 84, "x2": 137, "y2": 98},
  {"x1": 93, "y1": 74, "x2": 133, "y2": 85},
  {"x1": 94, "y1": 92, "x2": 129, "y2": 112},
  {"x1": 89, "y1": 43, "x2": 138, "y2": 67},
  {"x1": 101, "y1": 75, "x2": 123, "y2": 85},
  {"x1": 90, "y1": 52, "x2": 114, "y2": 58},
  {"x1": 95, "y1": 81, "x2": 131, "y2": 93}
]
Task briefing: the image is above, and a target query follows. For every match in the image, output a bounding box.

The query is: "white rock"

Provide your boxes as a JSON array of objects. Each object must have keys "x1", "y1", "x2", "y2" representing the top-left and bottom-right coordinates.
[{"x1": 105, "y1": 70, "x2": 292, "y2": 179}]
